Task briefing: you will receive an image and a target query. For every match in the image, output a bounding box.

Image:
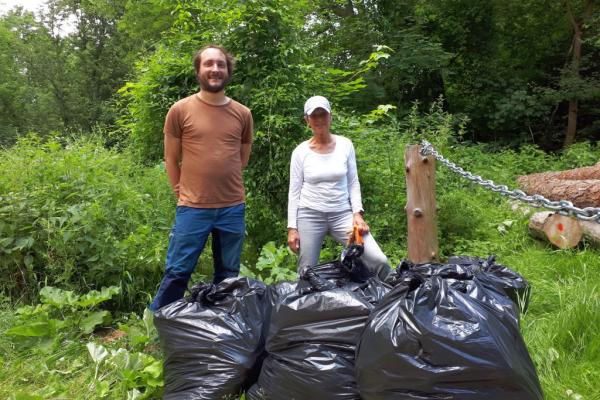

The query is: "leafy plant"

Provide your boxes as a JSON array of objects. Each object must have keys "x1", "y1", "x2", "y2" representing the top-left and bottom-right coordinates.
[
  {"x1": 6, "y1": 286, "x2": 120, "y2": 352},
  {"x1": 86, "y1": 341, "x2": 163, "y2": 399},
  {"x1": 246, "y1": 241, "x2": 297, "y2": 284},
  {"x1": 2, "y1": 288, "x2": 163, "y2": 399}
]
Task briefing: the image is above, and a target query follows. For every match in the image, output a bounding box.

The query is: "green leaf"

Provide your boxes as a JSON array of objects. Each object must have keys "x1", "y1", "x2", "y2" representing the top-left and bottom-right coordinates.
[
  {"x1": 110, "y1": 348, "x2": 131, "y2": 370},
  {"x1": 76, "y1": 286, "x2": 121, "y2": 307},
  {"x1": 239, "y1": 264, "x2": 257, "y2": 279},
  {"x1": 142, "y1": 360, "x2": 162, "y2": 379},
  {"x1": 87, "y1": 342, "x2": 109, "y2": 363},
  {"x1": 80, "y1": 311, "x2": 109, "y2": 334},
  {"x1": 13, "y1": 236, "x2": 34, "y2": 250},
  {"x1": 145, "y1": 374, "x2": 164, "y2": 388},
  {"x1": 6, "y1": 320, "x2": 55, "y2": 337},
  {"x1": 39, "y1": 286, "x2": 78, "y2": 307}
]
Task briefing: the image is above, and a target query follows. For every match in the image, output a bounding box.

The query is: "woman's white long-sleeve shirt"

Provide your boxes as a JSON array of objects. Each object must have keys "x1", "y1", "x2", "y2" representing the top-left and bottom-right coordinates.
[{"x1": 287, "y1": 135, "x2": 363, "y2": 229}]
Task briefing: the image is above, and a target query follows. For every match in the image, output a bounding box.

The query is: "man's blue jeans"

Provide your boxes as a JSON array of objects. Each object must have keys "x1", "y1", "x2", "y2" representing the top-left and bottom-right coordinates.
[{"x1": 149, "y1": 203, "x2": 245, "y2": 311}]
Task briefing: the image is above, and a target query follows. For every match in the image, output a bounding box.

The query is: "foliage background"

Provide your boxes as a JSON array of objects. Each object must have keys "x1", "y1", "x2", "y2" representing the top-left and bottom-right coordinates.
[{"x1": 1, "y1": 0, "x2": 600, "y2": 399}]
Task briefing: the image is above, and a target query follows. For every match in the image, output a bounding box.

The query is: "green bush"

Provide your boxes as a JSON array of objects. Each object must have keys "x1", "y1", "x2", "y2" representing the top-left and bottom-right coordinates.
[{"x1": 0, "y1": 136, "x2": 174, "y2": 310}]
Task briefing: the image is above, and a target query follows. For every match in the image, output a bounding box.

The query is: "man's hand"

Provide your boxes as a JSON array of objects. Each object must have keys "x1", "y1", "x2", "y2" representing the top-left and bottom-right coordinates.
[
  {"x1": 353, "y1": 212, "x2": 369, "y2": 235},
  {"x1": 287, "y1": 228, "x2": 300, "y2": 253},
  {"x1": 173, "y1": 183, "x2": 180, "y2": 199}
]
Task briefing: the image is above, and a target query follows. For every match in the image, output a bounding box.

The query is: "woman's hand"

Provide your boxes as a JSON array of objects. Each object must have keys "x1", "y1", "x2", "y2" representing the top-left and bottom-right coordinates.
[
  {"x1": 353, "y1": 212, "x2": 369, "y2": 235},
  {"x1": 287, "y1": 228, "x2": 300, "y2": 253}
]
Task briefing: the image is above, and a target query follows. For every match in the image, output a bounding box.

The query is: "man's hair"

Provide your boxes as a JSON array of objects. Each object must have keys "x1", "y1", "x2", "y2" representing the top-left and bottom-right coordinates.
[{"x1": 193, "y1": 45, "x2": 235, "y2": 77}]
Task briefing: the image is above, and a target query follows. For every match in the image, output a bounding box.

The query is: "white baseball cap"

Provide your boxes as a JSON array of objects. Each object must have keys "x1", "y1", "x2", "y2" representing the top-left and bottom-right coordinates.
[{"x1": 304, "y1": 95, "x2": 331, "y2": 116}]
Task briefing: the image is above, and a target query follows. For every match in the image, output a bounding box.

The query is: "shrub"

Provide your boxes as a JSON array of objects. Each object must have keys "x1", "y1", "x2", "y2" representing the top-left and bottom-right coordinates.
[{"x1": 0, "y1": 136, "x2": 174, "y2": 310}]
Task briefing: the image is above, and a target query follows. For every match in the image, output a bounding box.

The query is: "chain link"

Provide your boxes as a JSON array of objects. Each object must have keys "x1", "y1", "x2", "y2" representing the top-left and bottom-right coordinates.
[{"x1": 420, "y1": 140, "x2": 600, "y2": 223}]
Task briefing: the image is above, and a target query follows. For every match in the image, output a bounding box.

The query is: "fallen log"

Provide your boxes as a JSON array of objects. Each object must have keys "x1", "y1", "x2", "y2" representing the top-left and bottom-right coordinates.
[
  {"x1": 519, "y1": 162, "x2": 600, "y2": 181},
  {"x1": 529, "y1": 211, "x2": 600, "y2": 248},
  {"x1": 517, "y1": 162, "x2": 600, "y2": 208}
]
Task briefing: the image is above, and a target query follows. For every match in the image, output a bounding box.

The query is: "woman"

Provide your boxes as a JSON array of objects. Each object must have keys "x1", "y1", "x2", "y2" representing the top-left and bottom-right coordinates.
[{"x1": 287, "y1": 95, "x2": 390, "y2": 279}]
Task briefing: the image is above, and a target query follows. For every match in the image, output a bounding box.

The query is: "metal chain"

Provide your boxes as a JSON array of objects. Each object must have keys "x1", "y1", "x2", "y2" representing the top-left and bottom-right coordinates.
[{"x1": 420, "y1": 140, "x2": 600, "y2": 223}]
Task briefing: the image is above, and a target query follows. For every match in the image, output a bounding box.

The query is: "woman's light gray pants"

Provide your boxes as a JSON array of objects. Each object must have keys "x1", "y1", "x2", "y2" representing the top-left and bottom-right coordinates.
[{"x1": 296, "y1": 207, "x2": 391, "y2": 280}]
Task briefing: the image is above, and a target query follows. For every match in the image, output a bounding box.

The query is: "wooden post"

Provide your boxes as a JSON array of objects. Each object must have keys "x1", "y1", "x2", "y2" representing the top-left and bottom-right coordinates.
[{"x1": 405, "y1": 145, "x2": 439, "y2": 263}]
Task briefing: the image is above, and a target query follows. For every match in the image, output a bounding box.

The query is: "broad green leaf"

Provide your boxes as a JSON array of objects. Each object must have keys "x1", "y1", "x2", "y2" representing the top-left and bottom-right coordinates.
[
  {"x1": 87, "y1": 342, "x2": 109, "y2": 363},
  {"x1": 62, "y1": 230, "x2": 74, "y2": 242},
  {"x1": 76, "y1": 286, "x2": 121, "y2": 307},
  {"x1": 80, "y1": 311, "x2": 109, "y2": 334},
  {"x1": 145, "y1": 374, "x2": 164, "y2": 388},
  {"x1": 6, "y1": 321, "x2": 54, "y2": 337},
  {"x1": 39, "y1": 286, "x2": 78, "y2": 307},
  {"x1": 143, "y1": 360, "x2": 162, "y2": 378},
  {"x1": 110, "y1": 348, "x2": 131, "y2": 370},
  {"x1": 377, "y1": 104, "x2": 396, "y2": 113},
  {"x1": 110, "y1": 348, "x2": 144, "y2": 373},
  {"x1": 13, "y1": 236, "x2": 34, "y2": 250},
  {"x1": 95, "y1": 380, "x2": 110, "y2": 397}
]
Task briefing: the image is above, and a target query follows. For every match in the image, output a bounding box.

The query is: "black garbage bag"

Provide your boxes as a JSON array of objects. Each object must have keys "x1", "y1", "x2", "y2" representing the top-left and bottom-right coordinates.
[
  {"x1": 448, "y1": 255, "x2": 531, "y2": 312},
  {"x1": 357, "y1": 267, "x2": 543, "y2": 400},
  {"x1": 245, "y1": 383, "x2": 267, "y2": 400},
  {"x1": 388, "y1": 260, "x2": 522, "y2": 321},
  {"x1": 341, "y1": 242, "x2": 379, "y2": 282},
  {"x1": 266, "y1": 280, "x2": 298, "y2": 308},
  {"x1": 387, "y1": 256, "x2": 531, "y2": 318},
  {"x1": 255, "y1": 261, "x2": 391, "y2": 400},
  {"x1": 153, "y1": 277, "x2": 268, "y2": 400}
]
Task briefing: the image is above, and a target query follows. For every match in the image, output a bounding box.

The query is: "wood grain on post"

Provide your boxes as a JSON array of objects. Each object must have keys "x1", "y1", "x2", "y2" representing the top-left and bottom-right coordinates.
[{"x1": 405, "y1": 145, "x2": 439, "y2": 263}]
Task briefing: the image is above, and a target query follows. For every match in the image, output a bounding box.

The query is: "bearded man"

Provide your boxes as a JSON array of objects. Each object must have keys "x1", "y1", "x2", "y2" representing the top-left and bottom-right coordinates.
[{"x1": 150, "y1": 45, "x2": 253, "y2": 311}]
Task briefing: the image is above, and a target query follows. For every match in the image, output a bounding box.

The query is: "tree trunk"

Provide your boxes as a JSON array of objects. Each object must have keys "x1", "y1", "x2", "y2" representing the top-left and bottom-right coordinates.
[
  {"x1": 517, "y1": 163, "x2": 600, "y2": 208},
  {"x1": 563, "y1": 0, "x2": 594, "y2": 148},
  {"x1": 564, "y1": 33, "x2": 581, "y2": 148}
]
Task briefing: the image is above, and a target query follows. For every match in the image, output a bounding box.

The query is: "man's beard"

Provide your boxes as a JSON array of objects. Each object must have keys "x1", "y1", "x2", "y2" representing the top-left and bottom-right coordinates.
[{"x1": 198, "y1": 73, "x2": 229, "y2": 92}]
